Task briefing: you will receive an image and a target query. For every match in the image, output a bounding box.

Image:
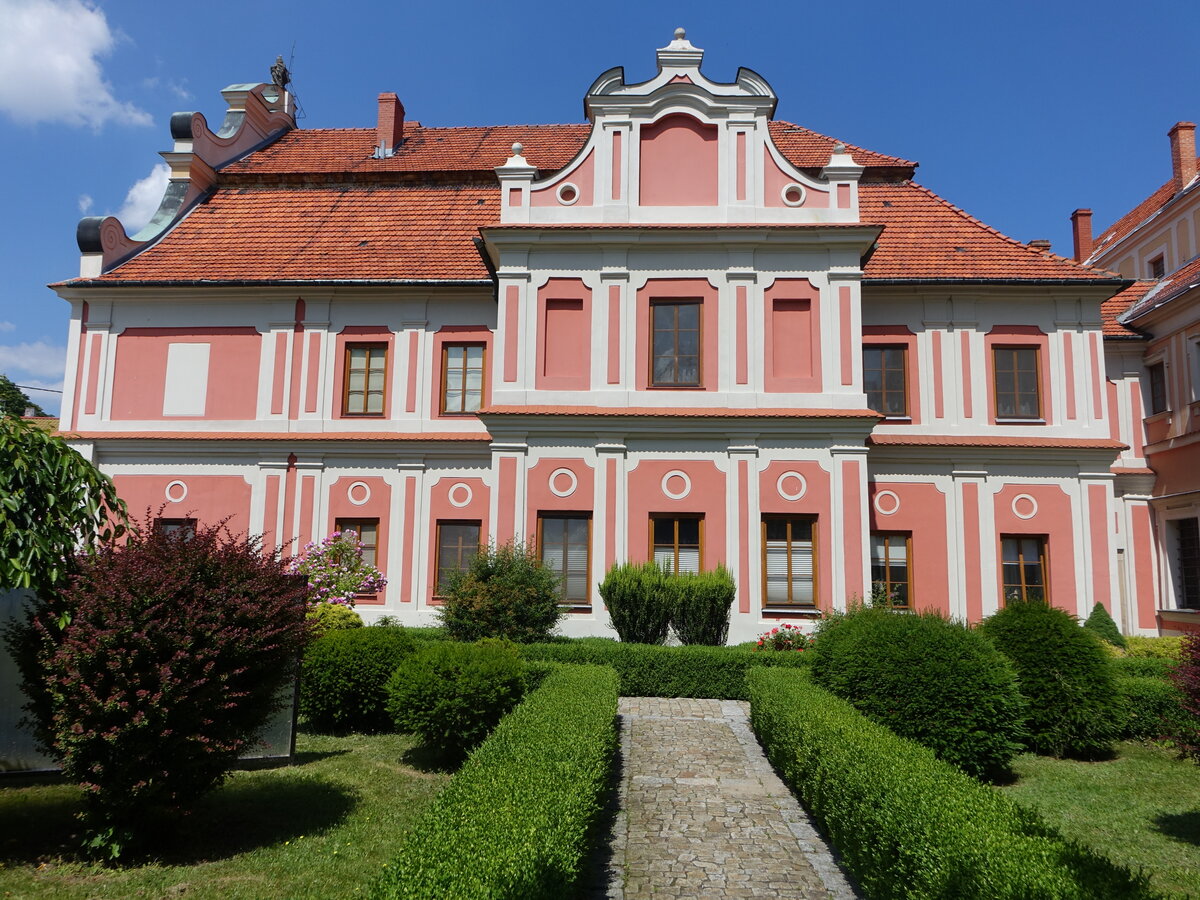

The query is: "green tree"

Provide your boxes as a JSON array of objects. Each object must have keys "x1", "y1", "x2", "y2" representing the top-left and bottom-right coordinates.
[
  {"x1": 0, "y1": 374, "x2": 48, "y2": 418},
  {"x1": 0, "y1": 416, "x2": 126, "y2": 594}
]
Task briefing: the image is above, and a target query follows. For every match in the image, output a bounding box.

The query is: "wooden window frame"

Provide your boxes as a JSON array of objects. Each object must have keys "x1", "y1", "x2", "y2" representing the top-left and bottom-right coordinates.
[
  {"x1": 992, "y1": 345, "x2": 1042, "y2": 420},
  {"x1": 536, "y1": 513, "x2": 593, "y2": 608},
  {"x1": 648, "y1": 514, "x2": 705, "y2": 574},
  {"x1": 649, "y1": 299, "x2": 703, "y2": 388},
  {"x1": 154, "y1": 517, "x2": 197, "y2": 539},
  {"x1": 434, "y1": 520, "x2": 482, "y2": 597},
  {"x1": 440, "y1": 342, "x2": 487, "y2": 415},
  {"x1": 1149, "y1": 255, "x2": 1166, "y2": 280},
  {"x1": 862, "y1": 345, "x2": 909, "y2": 418},
  {"x1": 1148, "y1": 361, "x2": 1168, "y2": 415},
  {"x1": 760, "y1": 515, "x2": 819, "y2": 609},
  {"x1": 1000, "y1": 535, "x2": 1050, "y2": 604},
  {"x1": 341, "y1": 342, "x2": 388, "y2": 417},
  {"x1": 335, "y1": 517, "x2": 380, "y2": 570},
  {"x1": 870, "y1": 531, "x2": 912, "y2": 609}
]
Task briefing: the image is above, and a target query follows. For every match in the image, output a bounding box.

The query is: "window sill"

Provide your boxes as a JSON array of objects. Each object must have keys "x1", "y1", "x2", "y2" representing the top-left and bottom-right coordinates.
[
  {"x1": 879, "y1": 416, "x2": 912, "y2": 424},
  {"x1": 560, "y1": 604, "x2": 593, "y2": 614},
  {"x1": 340, "y1": 413, "x2": 387, "y2": 419},
  {"x1": 645, "y1": 384, "x2": 705, "y2": 391},
  {"x1": 762, "y1": 606, "x2": 822, "y2": 617},
  {"x1": 994, "y1": 418, "x2": 1046, "y2": 425}
]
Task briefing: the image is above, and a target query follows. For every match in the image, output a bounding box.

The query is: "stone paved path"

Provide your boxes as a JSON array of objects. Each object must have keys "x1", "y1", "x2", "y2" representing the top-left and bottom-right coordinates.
[{"x1": 588, "y1": 697, "x2": 858, "y2": 899}]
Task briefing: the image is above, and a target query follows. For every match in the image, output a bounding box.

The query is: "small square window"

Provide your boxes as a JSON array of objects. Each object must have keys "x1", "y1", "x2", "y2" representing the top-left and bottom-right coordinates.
[{"x1": 1149, "y1": 255, "x2": 1166, "y2": 280}]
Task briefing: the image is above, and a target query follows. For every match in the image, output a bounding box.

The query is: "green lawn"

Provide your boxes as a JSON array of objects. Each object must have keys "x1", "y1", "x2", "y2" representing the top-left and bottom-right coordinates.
[
  {"x1": 998, "y1": 741, "x2": 1200, "y2": 899},
  {"x1": 0, "y1": 731, "x2": 450, "y2": 899}
]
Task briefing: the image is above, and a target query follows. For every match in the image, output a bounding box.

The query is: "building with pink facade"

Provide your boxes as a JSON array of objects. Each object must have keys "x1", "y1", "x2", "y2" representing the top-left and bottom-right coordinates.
[{"x1": 51, "y1": 32, "x2": 1188, "y2": 640}]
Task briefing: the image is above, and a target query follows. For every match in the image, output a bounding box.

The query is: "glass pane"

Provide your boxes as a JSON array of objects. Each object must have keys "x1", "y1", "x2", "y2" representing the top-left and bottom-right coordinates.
[
  {"x1": 350, "y1": 348, "x2": 367, "y2": 365},
  {"x1": 677, "y1": 304, "x2": 700, "y2": 330},
  {"x1": 1023, "y1": 561, "x2": 1044, "y2": 587},
  {"x1": 677, "y1": 358, "x2": 699, "y2": 383},
  {"x1": 765, "y1": 519, "x2": 788, "y2": 542},
  {"x1": 870, "y1": 535, "x2": 887, "y2": 561},
  {"x1": 677, "y1": 518, "x2": 701, "y2": 545},
  {"x1": 366, "y1": 392, "x2": 383, "y2": 414},
  {"x1": 995, "y1": 351, "x2": 1014, "y2": 375},
  {"x1": 347, "y1": 390, "x2": 364, "y2": 410},
  {"x1": 883, "y1": 347, "x2": 905, "y2": 370},
  {"x1": 464, "y1": 392, "x2": 481, "y2": 413},
  {"x1": 466, "y1": 369, "x2": 483, "y2": 392},
  {"x1": 653, "y1": 547, "x2": 675, "y2": 571},
  {"x1": 466, "y1": 345, "x2": 484, "y2": 365},
  {"x1": 676, "y1": 547, "x2": 700, "y2": 574},
  {"x1": 349, "y1": 371, "x2": 365, "y2": 391},
  {"x1": 1017, "y1": 394, "x2": 1038, "y2": 417},
  {"x1": 653, "y1": 518, "x2": 676, "y2": 544},
  {"x1": 1002, "y1": 539, "x2": 1019, "y2": 563},
  {"x1": 1017, "y1": 369, "x2": 1037, "y2": 394},
  {"x1": 444, "y1": 390, "x2": 462, "y2": 410},
  {"x1": 864, "y1": 369, "x2": 883, "y2": 393},
  {"x1": 367, "y1": 370, "x2": 385, "y2": 391},
  {"x1": 567, "y1": 518, "x2": 589, "y2": 543},
  {"x1": 446, "y1": 346, "x2": 464, "y2": 366},
  {"x1": 653, "y1": 330, "x2": 674, "y2": 357},
  {"x1": 677, "y1": 329, "x2": 699, "y2": 357},
  {"x1": 446, "y1": 369, "x2": 463, "y2": 390},
  {"x1": 653, "y1": 357, "x2": 675, "y2": 383}
]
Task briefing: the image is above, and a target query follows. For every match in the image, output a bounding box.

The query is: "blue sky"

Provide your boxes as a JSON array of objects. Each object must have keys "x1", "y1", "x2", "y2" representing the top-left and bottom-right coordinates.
[{"x1": 0, "y1": 0, "x2": 1195, "y2": 414}]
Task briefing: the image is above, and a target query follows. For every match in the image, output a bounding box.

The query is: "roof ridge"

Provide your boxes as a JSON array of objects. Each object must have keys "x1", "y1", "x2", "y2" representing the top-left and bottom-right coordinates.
[
  {"x1": 1093, "y1": 159, "x2": 1200, "y2": 248},
  {"x1": 770, "y1": 119, "x2": 918, "y2": 168}
]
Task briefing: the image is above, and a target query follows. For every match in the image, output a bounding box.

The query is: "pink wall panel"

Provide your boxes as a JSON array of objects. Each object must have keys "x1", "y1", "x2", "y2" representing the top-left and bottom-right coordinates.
[
  {"x1": 298, "y1": 475, "x2": 315, "y2": 551},
  {"x1": 400, "y1": 476, "x2": 417, "y2": 603},
  {"x1": 114, "y1": 474, "x2": 252, "y2": 535},
  {"x1": 993, "y1": 483, "x2": 1077, "y2": 613},
  {"x1": 762, "y1": 147, "x2": 829, "y2": 208},
  {"x1": 759, "y1": 460, "x2": 834, "y2": 611},
  {"x1": 962, "y1": 482, "x2": 982, "y2": 623},
  {"x1": 1132, "y1": 505, "x2": 1158, "y2": 629},
  {"x1": 868, "y1": 482, "x2": 950, "y2": 615},
  {"x1": 627, "y1": 459, "x2": 726, "y2": 569},
  {"x1": 282, "y1": 454, "x2": 297, "y2": 556},
  {"x1": 605, "y1": 457, "x2": 618, "y2": 572},
  {"x1": 611, "y1": 131, "x2": 623, "y2": 200},
  {"x1": 110, "y1": 327, "x2": 261, "y2": 420},
  {"x1": 84, "y1": 332, "x2": 101, "y2": 416},
  {"x1": 737, "y1": 458, "x2": 750, "y2": 613},
  {"x1": 931, "y1": 330, "x2": 944, "y2": 419},
  {"x1": 639, "y1": 115, "x2": 718, "y2": 206},
  {"x1": 1089, "y1": 332, "x2": 1103, "y2": 419},
  {"x1": 405, "y1": 331, "x2": 419, "y2": 413},
  {"x1": 841, "y1": 459, "x2": 864, "y2": 599},
  {"x1": 524, "y1": 457, "x2": 596, "y2": 539},
  {"x1": 326, "y1": 475, "x2": 393, "y2": 605},
  {"x1": 537, "y1": 278, "x2": 591, "y2": 391},
  {"x1": 763, "y1": 280, "x2": 821, "y2": 393},
  {"x1": 271, "y1": 331, "x2": 287, "y2": 415},
  {"x1": 735, "y1": 131, "x2": 747, "y2": 202},
  {"x1": 261, "y1": 473, "x2": 281, "y2": 555},
  {"x1": 504, "y1": 285, "x2": 520, "y2": 383},
  {"x1": 839, "y1": 287, "x2": 853, "y2": 386},
  {"x1": 531, "y1": 150, "x2": 594, "y2": 206},
  {"x1": 735, "y1": 285, "x2": 748, "y2": 385},
  {"x1": 497, "y1": 456, "x2": 517, "y2": 544},
  {"x1": 635, "y1": 278, "x2": 719, "y2": 391},
  {"x1": 960, "y1": 331, "x2": 973, "y2": 418},
  {"x1": 1063, "y1": 332, "x2": 1077, "y2": 420},
  {"x1": 607, "y1": 285, "x2": 621, "y2": 384},
  {"x1": 1087, "y1": 483, "x2": 1112, "y2": 612},
  {"x1": 305, "y1": 332, "x2": 321, "y2": 413}
]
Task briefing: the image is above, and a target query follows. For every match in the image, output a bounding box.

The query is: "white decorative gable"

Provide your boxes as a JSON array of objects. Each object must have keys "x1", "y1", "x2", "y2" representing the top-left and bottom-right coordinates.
[{"x1": 497, "y1": 29, "x2": 863, "y2": 225}]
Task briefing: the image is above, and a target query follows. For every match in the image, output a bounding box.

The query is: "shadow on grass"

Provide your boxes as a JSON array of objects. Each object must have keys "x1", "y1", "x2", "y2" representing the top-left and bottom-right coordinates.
[
  {"x1": 0, "y1": 774, "x2": 357, "y2": 867},
  {"x1": 1154, "y1": 810, "x2": 1200, "y2": 846},
  {"x1": 290, "y1": 748, "x2": 350, "y2": 767},
  {"x1": 399, "y1": 743, "x2": 462, "y2": 775}
]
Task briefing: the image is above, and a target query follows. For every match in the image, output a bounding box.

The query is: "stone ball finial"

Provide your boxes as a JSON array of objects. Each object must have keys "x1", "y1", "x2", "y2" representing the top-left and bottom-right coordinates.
[
  {"x1": 674, "y1": 27, "x2": 686, "y2": 39},
  {"x1": 833, "y1": 142, "x2": 846, "y2": 153},
  {"x1": 512, "y1": 142, "x2": 524, "y2": 156}
]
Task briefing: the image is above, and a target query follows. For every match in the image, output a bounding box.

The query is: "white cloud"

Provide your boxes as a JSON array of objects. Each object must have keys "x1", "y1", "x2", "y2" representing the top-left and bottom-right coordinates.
[
  {"x1": 77, "y1": 192, "x2": 93, "y2": 213},
  {"x1": 0, "y1": 321, "x2": 14, "y2": 332},
  {"x1": 0, "y1": 0, "x2": 151, "y2": 128},
  {"x1": 0, "y1": 340, "x2": 68, "y2": 379},
  {"x1": 116, "y1": 162, "x2": 169, "y2": 231}
]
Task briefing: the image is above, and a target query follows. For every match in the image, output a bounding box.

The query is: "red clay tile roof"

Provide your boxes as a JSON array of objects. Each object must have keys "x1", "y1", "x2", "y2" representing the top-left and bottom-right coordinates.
[
  {"x1": 217, "y1": 120, "x2": 915, "y2": 178},
  {"x1": 60, "y1": 430, "x2": 491, "y2": 441},
  {"x1": 1092, "y1": 167, "x2": 1199, "y2": 258},
  {"x1": 860, "y1": 182, "x2": 1118, "y2": 282},
  {"x1": 1123, "y1": 255, "x2": 1200, "y2": 323},
  {"x1": 868, "y1": 434, "x2": 1126, "y2": 450},
  {"x1": 1101, "y1": 280, "x2": 1155, "y2": 337}
]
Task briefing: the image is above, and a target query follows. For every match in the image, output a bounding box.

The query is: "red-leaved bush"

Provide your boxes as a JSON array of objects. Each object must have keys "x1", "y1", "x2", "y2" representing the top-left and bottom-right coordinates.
[
  {"x1": 7, "y1": 517, "x2": 310, "y2": 858},
  {"x1": 1172, "y1": 632, "x2": 1200, "y2": 763}
]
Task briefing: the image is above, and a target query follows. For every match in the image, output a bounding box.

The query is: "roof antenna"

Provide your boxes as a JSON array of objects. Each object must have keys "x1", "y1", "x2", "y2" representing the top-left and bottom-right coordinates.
[{"x1": 281, "y1": 41, "x2": 305, "y2": 120}]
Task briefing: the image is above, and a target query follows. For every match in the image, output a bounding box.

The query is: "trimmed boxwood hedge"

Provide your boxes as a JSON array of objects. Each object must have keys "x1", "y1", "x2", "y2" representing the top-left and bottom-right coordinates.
[
  {"x1": 300, "y1": 626, "x2": 417, "y2": 733},
  {"x1": 519, "y1": 638, "x2": 809, "y2": 699},
  {"x1": 1116, "y1": 675, "x2": 1190, "y2": 741},
  {"x1": 372, "y1": 663, "x2": 618, "y2": 900},
  {"x1": 748, "y1": 668, "x2": 1156, "y2": 900},
  {"x1": 1111, "y1": 655, "x2": 1176, "y2": 680}
]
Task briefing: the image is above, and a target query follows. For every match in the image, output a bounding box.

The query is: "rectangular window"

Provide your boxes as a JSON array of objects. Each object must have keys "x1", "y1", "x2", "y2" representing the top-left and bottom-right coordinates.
[
  {"x1": 1178, "y1": 517, "x2": 1200, "y2": 610},
  {"x1": 538, "y1": 514, "x2": 591, "y2": 606},
  {"x1": 762, "y1": 516, "x2": 817, "y2": 607},
  {"x1": 870, "y1": 532, "x2": 912, "y2": 608},
  {"x1": 650, "y1": 515, "x2": 703, "y2": 574},
  {"x1": 650, "y1": 300, "x2": 701, "y2": 387},
  {"x1": 863, "y1": 346, "x2": 908, "y2": 417},
  {"x1": 1148, "y1": 362, "x2": 1168, "y2": 414},
  {"x1": 154, "y1": 517, "x2": 196, "y2": 540},
  {"x1": 1001, "y1": 535, "x2": 1048, "y2": 603},
  {"x1": 993, "y1": 346, "x2": 1041, "y2": 419},
  {"x1": 342, "y1": 343, "x2": 387, "y2": 416},
  {"x1": 1150, "y1": 255, "x2": 1166, "y2": 279},
  {"x1": 441, "y1": 343, "x2": 486, "y2": 414},
  {"x1": 335, "y1": 518, "x2": 379, "y2": 569},
  {"x1": 435, "y1": 521, "x2": 481, "y2": 594}
]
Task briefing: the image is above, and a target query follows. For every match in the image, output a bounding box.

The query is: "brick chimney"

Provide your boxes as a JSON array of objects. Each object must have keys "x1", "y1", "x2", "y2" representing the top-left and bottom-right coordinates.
[
  {"x1": 1029, "y1": 239, "x2": 1051, "y2": 252},
  {"x1": 1071, "y1": 208, "x2": 1093, "y2": 262},
  {"x1": 1169, "y1": 121, "x2": 1197, "y2": 194},
  {"x1": 377, "y1": 92, "x2": 405, "y2": 154}
]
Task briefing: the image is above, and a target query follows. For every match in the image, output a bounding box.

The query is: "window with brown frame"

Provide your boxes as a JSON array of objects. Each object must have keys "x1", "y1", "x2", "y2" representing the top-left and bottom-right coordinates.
[
  {"x1": 154, "y1": 517, "x2": 196, "y2": 540},
  {"x1": 1177, "y1": 517, "x2": 1200, "y2": 610},
  {"x1": 761, "y1": 515, "x2": 817, "y2": 607},
  {"x1": 650, "y1": 515, "x2": 703, "y2": 574},
  {"x1": 1149, "y1": 255, "x2": 1166, "y2": 280},
  {"x1": 441, "y1": 343, "x2": 486, "y2": 414},
  {"x1": 1001, "y1": 535, "x2": 1048, "y2": 603},
  {"x1": 650, "y1": 300, "x2": 701, "y2": 387},
  {"x1": 538, "y1": 514, "x2": 591, "y2": 606},
  {"x1": 993, "y1": 346, "x2": 1041, "y2": 419},
  {"x1": 1148, "y1": 362, "x2": 1168, "y2": 414},
  {"x1": 342, "y1": 343, "x2": 387, "y2": 416},
  {"x1": 435, "y1": 520, "x2": 481, "y2": 594},
  {"x1": 863, "y1": 345, "x2": 908, "y2": 417},
  {"x1": 870, "y1": 532, "x2": 912, "y2": 608},
  {"x1": 335, "y1": 518, "x2": 379, "y2": 569}
]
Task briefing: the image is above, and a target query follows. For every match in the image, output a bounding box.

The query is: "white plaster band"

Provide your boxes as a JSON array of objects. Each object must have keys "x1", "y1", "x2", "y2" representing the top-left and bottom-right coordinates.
[
  {"x1": 347, "y1": 481, "x2": 371, "y2": 506},
  {"x1": 448, "y1": 482, "x2": 474, "y2": 508},
  {"x1": 549, "y1": 467, "x2": 578, "y2": 498},
  {"x1": 781, "y1": 183, "x2": 807, "y2": 207},
  {"x1": 557, "y1": 182, "x2": 580, "y2": 205},
  {"x1": 873, "y1": 490, "x2": 901, "y2": 516},
  {"x1": 776, "y1": 471, "x2": 807, "y2": 502},
  {"x1": 1012, "y1": 494, "x2": 1039, "y2": 520},
  {"x1": 165, "y1": 480, "x2": 188, "y2": 503},
  {"x1": 661, "y1": 470, "x2": 692, "y2": 500}
]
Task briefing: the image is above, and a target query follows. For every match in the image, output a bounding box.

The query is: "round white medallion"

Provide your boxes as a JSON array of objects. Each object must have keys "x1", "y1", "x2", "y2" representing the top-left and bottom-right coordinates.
[
  {"x1": 1012, "y1": 493, "x2": 1039, "y2": 520},
  {"x1": 448, "y1": 482, "x2": 474, "y2": 508},
  {"x1": 776, "y1": 471, "x2": 808, "y2": 502},
  {"x1": 549, "y1": 467, "x2": 578, "y2": 498},
  {"x1": 164, "y1": 480, "x2": 188, "y2": 503},
  {"x1": 780, "y1": 183, "x2": 807, "y2": 207},
  {"x1": 556, "y1": 182, "x2": 580, "y2": 205},
  {"x1": 873, "y1": 490, "x2": 901, "y2": 516},
  {"x1": 347, "y1": 481, "x2": 371, "y2": 506},
  {"x1": 661, "y1": 470, "x2": 692, "y2": 501}
]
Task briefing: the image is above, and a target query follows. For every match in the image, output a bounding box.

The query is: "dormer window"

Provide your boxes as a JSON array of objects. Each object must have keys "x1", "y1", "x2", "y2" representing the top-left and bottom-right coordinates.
[{"x1": 1149, "y1": 255, "x2": 1166, "y2": 279}]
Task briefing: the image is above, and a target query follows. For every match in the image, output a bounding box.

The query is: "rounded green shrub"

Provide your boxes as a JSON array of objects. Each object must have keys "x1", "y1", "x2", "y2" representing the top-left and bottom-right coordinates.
[
  {"x1": 1116, "y1": 675, "x2": 1190, "y2": 741},
  {"x1": 438, "y1": 540, "x2": 564, "y2": 643},
  {"x1": 1125, "y1": 635, "x2": 1183, "y2": 659},
  {"x1": 305, "y1": 601, "x2": 364, "y2": 638},
  {"x1": 300, "y1": 627, "x2": 416, "y2": 733},
  {"x1": 809, "y1": 606, "x2": 1027, "y2": 777},
  {"x1": 670, "y1": 565, "x2": 736, "y2": 645},
  {"x1": 598, "y1": 561, "x2": 673, "y2": 644},
  {"x1": 1111, "y1": 655, "x2": 1176, "y2": 679},
  {"x1": 980, "y1": 601, "x2": 1122, "y2": 758},
  {"x1": 386, "y1": 639, "x2": 527, "y2": 758},
  {"x1": 1083, "y1": 602, "x2": 1126, "y2": 649}
]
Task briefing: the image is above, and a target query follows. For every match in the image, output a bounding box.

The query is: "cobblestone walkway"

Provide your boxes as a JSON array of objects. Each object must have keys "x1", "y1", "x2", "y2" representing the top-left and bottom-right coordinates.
[{"x1": 590, "y1": 697, "x2": 857, "y2": 899}]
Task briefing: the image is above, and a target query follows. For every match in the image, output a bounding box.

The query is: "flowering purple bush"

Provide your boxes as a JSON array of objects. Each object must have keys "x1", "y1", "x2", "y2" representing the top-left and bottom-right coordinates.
[
  {"x1": 288, "y1": 530, "x2": 387, "y2": 607},
  {"x1": 755, "y1": 622, "x2": 811, "y2": 652}
]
